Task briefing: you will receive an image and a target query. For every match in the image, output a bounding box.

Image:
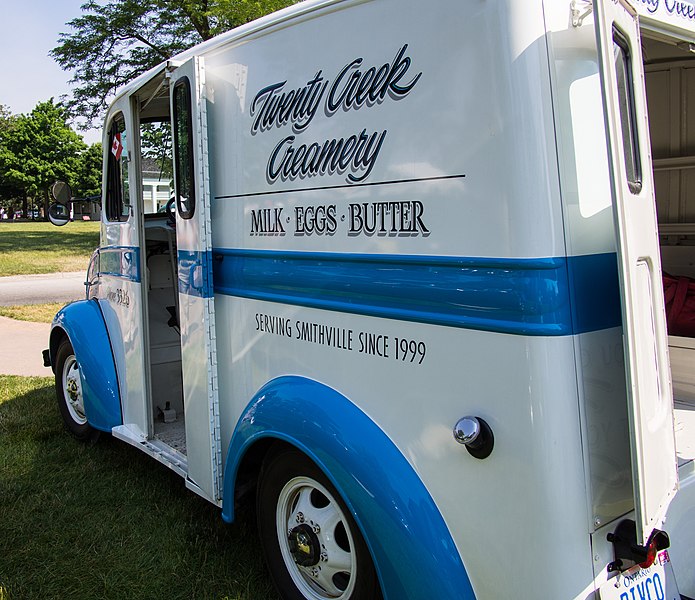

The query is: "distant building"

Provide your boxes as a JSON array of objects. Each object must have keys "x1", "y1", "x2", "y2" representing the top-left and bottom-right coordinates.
[
  {"x1": 142, "y1": 157, "x2": 172, "y2": 214},
  {"x1": 72, "y1": 197, "x2": 101, "y2": 221},
  {"x1": 69, "y1": 158, "x2": 171, "y2": 220}
]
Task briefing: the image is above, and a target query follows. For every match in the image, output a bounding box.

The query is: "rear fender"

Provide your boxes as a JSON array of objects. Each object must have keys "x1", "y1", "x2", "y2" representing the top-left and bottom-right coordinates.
[{"x1": 221, "y1": 376, "x2": 476, "y2": 600}]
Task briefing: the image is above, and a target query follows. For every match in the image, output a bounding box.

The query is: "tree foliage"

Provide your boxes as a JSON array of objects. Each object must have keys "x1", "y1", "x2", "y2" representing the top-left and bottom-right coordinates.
[
  {"x1": 4, "y1": 101, "x2": 85, "y2": 198},
  {"x1": 0, "y1": 101, "x2": 101, "y2": 216},
  {"x1": 73, "y1": 143, "x2": 104, "y2": 199},
  {"x1": 0, "y1": 106, "x2": 24, "y2": 208},
  {"x1": 141, "y1": 121, "x2": 173, "y2": 180},
  {"x1": 52, "y1": 0, "x2": 300, "y2": 128}
]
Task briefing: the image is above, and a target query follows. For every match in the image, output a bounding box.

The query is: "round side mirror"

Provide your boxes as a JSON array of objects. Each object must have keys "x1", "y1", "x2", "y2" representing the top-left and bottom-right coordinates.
[
  {"x1": 51, "y1": 181, "x2": 72, "y2": 205},
  {"x1": 48, "y1": 203, "x2": 70, "y2": 227}
]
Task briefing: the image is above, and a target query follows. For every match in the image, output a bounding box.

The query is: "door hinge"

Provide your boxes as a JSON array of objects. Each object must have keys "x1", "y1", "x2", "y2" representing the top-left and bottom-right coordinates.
[{"x1": 571, "y1": 0, "x2": 593, "y2": 27}]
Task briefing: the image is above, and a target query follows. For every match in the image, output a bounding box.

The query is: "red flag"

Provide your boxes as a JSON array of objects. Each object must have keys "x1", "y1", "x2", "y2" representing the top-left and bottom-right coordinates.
[{"x1": 111, "y1": 132, "x2": 123, "y2": 161}]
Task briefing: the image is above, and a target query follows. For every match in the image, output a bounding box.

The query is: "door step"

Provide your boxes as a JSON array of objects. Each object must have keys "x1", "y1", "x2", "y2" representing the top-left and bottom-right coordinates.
[{"x1": 112, "y1": 424, "x2": 188, "y2": 478}]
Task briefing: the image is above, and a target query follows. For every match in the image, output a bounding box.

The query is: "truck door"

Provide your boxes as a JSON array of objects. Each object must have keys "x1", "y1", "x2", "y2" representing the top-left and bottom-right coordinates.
[
  {"x1": 101, "y1": 104, "x2": 150, "y2": 437},
  {"x1": 594, "y1": 0, "x2": 678, "y2": 544},
  {"x1": 170, "y1": 56, "x2": 221, "y2": 503}
]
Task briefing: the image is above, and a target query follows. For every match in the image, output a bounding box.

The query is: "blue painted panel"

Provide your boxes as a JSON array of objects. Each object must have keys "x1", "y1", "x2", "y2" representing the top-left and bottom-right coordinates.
[
  {"x1": 211, "y1": 248, "x2": 622, "y2": 336},
  {"x1": 222, "y1": 377, "x2": 476, "y2": 600},
  {"x1": 99, "y1": 246, "x2": 140, "y2": 282},
  {"x1": 566, "y1": 253, "x2": 621, "y2": 333},
  {"x1": 52, "y1": 300, "x2": 122, "y2": 432},
  {"x1": 177, "y1": 249, "x2": 213, "y2": 298}
]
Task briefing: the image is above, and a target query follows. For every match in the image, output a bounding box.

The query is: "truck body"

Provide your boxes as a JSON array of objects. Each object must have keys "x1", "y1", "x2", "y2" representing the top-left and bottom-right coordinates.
[{"x1": 48, "y1": 1, "x2": 695, "y2": 598}]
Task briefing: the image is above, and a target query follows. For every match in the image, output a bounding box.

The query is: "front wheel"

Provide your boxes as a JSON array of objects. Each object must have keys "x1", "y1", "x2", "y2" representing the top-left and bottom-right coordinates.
[
  {"x1": 54, "y1": 338, "x2": 98, "y2": 442},
  {"x1": 257, "y1": 450, "x2": 381, "y2": 600}
]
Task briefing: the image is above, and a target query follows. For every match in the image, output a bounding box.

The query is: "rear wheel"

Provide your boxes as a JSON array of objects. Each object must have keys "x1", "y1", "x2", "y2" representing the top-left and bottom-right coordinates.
[
  {"x1": 257, "y1": 450, "x2": 381, "y2": 600},
  {"x1": 54, "y1": 338, "x2": 98, "y2": 442}
]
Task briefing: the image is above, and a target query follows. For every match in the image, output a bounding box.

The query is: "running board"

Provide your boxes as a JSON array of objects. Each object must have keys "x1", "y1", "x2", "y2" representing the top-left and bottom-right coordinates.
[{"x1": 112, "y1": 424, "x2": 188, "y2": 478}]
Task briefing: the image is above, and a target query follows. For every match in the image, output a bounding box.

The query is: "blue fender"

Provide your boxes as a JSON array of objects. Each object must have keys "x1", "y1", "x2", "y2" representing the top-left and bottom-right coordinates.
[
  {"x1": 51, "y1": 300, "x2": 122, "y2": 432},
  {"x1": 222, "y1": 376, "x2": 476, "y2": 600}
]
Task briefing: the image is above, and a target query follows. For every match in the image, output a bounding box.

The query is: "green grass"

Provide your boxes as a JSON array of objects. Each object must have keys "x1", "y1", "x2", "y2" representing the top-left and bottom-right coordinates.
[
  {"x1": 0, "y1": 376, "x2": 278, "y2": 600},
  {"x1": 0, "y1": 303, "x2": 65, "y2": 323},
  {"x1": 0, "y1": 222, "x2": 100, "y2": 276}
]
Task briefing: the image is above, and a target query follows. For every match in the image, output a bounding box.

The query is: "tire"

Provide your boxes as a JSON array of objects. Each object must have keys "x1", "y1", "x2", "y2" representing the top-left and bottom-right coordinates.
[
  {"x1": 257, "y1": 449, "x2": 381, "y2": 600},
  {"x1": 54, "y1": 338, "x2": 98, "y2": 442}
]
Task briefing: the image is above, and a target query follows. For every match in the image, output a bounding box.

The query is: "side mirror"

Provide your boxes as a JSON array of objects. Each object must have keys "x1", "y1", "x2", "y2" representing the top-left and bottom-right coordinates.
[
  {"x1": 49, "y1": 181, "x2": 73, "y2": 226},
  {"x1": 48, "y1": 203, "x2": 70, "y2": 227},
  {"x1": 51, "y1": 181, "x2": 73, "y2": 205}
]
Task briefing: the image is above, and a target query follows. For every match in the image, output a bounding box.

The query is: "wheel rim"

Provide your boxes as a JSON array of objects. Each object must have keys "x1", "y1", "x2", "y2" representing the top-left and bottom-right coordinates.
[
  {"x1": 62, "y1": 354, "x2": 87, "y2": 425},
  {"x1": 276, "y1": 476, "x2": 357, "y2": 599}
]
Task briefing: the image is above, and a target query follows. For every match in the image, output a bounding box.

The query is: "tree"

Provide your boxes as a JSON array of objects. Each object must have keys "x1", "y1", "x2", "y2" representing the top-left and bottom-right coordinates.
[
  {"x1": 0, "y1": 100, "x2": 87, "y2": 217},
  {"x1": 52, "y1": 0, "x2": 300, "y2": 128},
  {"x1": 0, "y1": 106, "x2": 25, "y2": 216},
  {"x1": 141, "y1": 121, "x2": 173, "y2": 180},
  {"x1": 73, "y1": 142, "x2": 103, "y2": 199}
]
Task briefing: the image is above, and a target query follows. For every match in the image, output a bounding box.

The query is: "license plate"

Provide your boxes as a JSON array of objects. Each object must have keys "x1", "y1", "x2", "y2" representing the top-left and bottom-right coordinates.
[{"x1": 598, "y1": 550, "x2": 681, "y2": 600}]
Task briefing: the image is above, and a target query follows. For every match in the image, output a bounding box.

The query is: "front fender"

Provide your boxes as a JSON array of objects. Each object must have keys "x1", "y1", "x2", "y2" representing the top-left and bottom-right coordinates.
[
  {"x1": 222, "y1": 376, "x2": 476, "y2": 600},
  {"x1": 50, "y1": 300, "x2": 122, "y2": 432}
]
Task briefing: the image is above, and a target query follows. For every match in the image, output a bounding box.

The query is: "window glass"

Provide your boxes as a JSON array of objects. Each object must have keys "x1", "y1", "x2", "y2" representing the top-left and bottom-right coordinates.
[
  {"x1": 106, "y1": 115, "x2": 130, "y2": 221},
  {"x1": 613, "y1": 29, "x2": 642, "y2": 194},
  {"x1": 173, "y1": 78, "x2": 195, "y2": 219}
]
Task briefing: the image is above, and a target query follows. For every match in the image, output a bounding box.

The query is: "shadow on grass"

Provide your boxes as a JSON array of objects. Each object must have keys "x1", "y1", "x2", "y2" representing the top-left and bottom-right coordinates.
[
  {"x1": 0, "y1": 223, "x2": 100, "y2": 257},
  {"x1": 0, "y1": 376, "x2": 278, "y2": 600}
]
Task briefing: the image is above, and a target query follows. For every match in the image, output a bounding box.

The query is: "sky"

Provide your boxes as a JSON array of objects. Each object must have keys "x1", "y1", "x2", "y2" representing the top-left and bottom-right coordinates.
[{"x1": 0, "y1": 0, "x2": 101, "y2": 144}]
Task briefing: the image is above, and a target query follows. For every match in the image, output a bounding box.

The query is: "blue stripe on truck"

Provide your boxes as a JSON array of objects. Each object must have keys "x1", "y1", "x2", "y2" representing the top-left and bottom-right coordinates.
[
  {"x1": 99, "y1": 246, "x2": 141, "y2": 282},
  {"x1": 177, "y1": 249, "x2": 213, "y2": 298},
  {"x1": 210, "y1": 248, "x2": 621, "y2": 336}
]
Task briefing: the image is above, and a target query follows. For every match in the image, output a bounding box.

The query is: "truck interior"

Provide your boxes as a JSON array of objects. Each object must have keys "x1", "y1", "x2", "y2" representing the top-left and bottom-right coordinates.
[
  {"x1": 643, "y1": 33, "x2": 695, "y2": 466},
  {"x1": 131, "y1": 75, "x2": 187, "y2": 455}
]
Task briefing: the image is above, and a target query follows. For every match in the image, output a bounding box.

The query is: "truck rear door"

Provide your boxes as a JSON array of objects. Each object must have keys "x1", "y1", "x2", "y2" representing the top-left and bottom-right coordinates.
[{"x1": 594, "y1": 0, "x2": 678, "y2": 544}]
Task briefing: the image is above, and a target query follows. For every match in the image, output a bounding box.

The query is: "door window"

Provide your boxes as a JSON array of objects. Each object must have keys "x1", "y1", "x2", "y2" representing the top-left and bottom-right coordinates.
[
  {"x1": 173, "y1": 78, "x2": 195, "y2": 220},
  {"x1": 106, "y1": 114, "x2": 130, "y2": 221},
  {"x1": 613, "y1": 29, "x2": 643, "y2": 194}
]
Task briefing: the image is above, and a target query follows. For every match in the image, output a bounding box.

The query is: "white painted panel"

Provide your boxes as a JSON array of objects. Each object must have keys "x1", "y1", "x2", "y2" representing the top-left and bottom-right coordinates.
[
  {"x1": 205, "y1": 0, "x2": 565, "y2": 260},
  {"x1": 214, "y1": 294, "x2": 594, "y2": 600}
]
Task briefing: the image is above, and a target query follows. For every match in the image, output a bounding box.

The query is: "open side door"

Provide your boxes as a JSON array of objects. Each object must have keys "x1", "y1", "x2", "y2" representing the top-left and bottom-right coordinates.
[
  {"x1": 594, "y1": 0, "x2": 678, "y2": 544},
  {"x1": 169, "y1": 56, "x2": 221, "y2": 503}
]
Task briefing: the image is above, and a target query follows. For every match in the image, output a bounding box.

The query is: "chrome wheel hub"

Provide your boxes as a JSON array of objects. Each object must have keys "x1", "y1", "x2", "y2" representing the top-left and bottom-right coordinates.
[
  {"x1": 277, "y1": 476, "x2": 357, "y2": 599},
  {"x1": 62, "y1": 355, "x2": 87, "y2": 425}
]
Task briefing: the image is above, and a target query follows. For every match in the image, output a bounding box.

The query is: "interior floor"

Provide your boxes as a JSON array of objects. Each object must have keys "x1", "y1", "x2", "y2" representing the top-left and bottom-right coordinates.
[{"x1": 154, "y1": 419, "x2": 187, "y2": 455}]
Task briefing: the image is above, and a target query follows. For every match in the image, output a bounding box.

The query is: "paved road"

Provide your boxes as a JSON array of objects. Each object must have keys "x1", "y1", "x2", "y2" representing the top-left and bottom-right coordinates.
[
  {"x1": 0, "y1": 271, "x2": 85, "y2": 306},
  {"x1": 0, "y1": 316, "x2": 51, "y2": 376},
  {"x1": 0, "y1": 271, "x2": 86, "y2": 377}
]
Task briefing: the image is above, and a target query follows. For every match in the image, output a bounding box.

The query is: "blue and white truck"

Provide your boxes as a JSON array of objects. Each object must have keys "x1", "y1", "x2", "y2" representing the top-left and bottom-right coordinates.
[{"x1": 46, "y1": 0, "x2": 695, "y2": 597}]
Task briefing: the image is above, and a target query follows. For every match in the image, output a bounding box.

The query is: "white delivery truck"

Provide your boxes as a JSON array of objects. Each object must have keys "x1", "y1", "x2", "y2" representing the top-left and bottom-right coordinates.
[{"x1": 45, "y1": 0, "x2": 695, "y2": 598}]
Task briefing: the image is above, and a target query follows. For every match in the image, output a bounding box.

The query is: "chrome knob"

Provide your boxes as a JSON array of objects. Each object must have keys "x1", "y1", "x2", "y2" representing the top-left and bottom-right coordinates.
[
  {"x1": 453, "y1": 416, "x2": 481, "y2": 446},
  {"x1": 453, "y1": 416, "x2": 494, "y2": 459}
]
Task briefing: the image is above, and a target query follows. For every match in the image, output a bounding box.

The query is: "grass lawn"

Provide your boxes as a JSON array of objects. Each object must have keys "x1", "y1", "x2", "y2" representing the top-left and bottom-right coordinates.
[
  {"x1": 0, "y1": 376, "x2": 277, "y2": 600},
  {"x1": 0, "y1": 303, "x2": 65, "y2": 323},
  {"x1": 0, "y1": 221, "x2": 100, "y2": 276}
]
